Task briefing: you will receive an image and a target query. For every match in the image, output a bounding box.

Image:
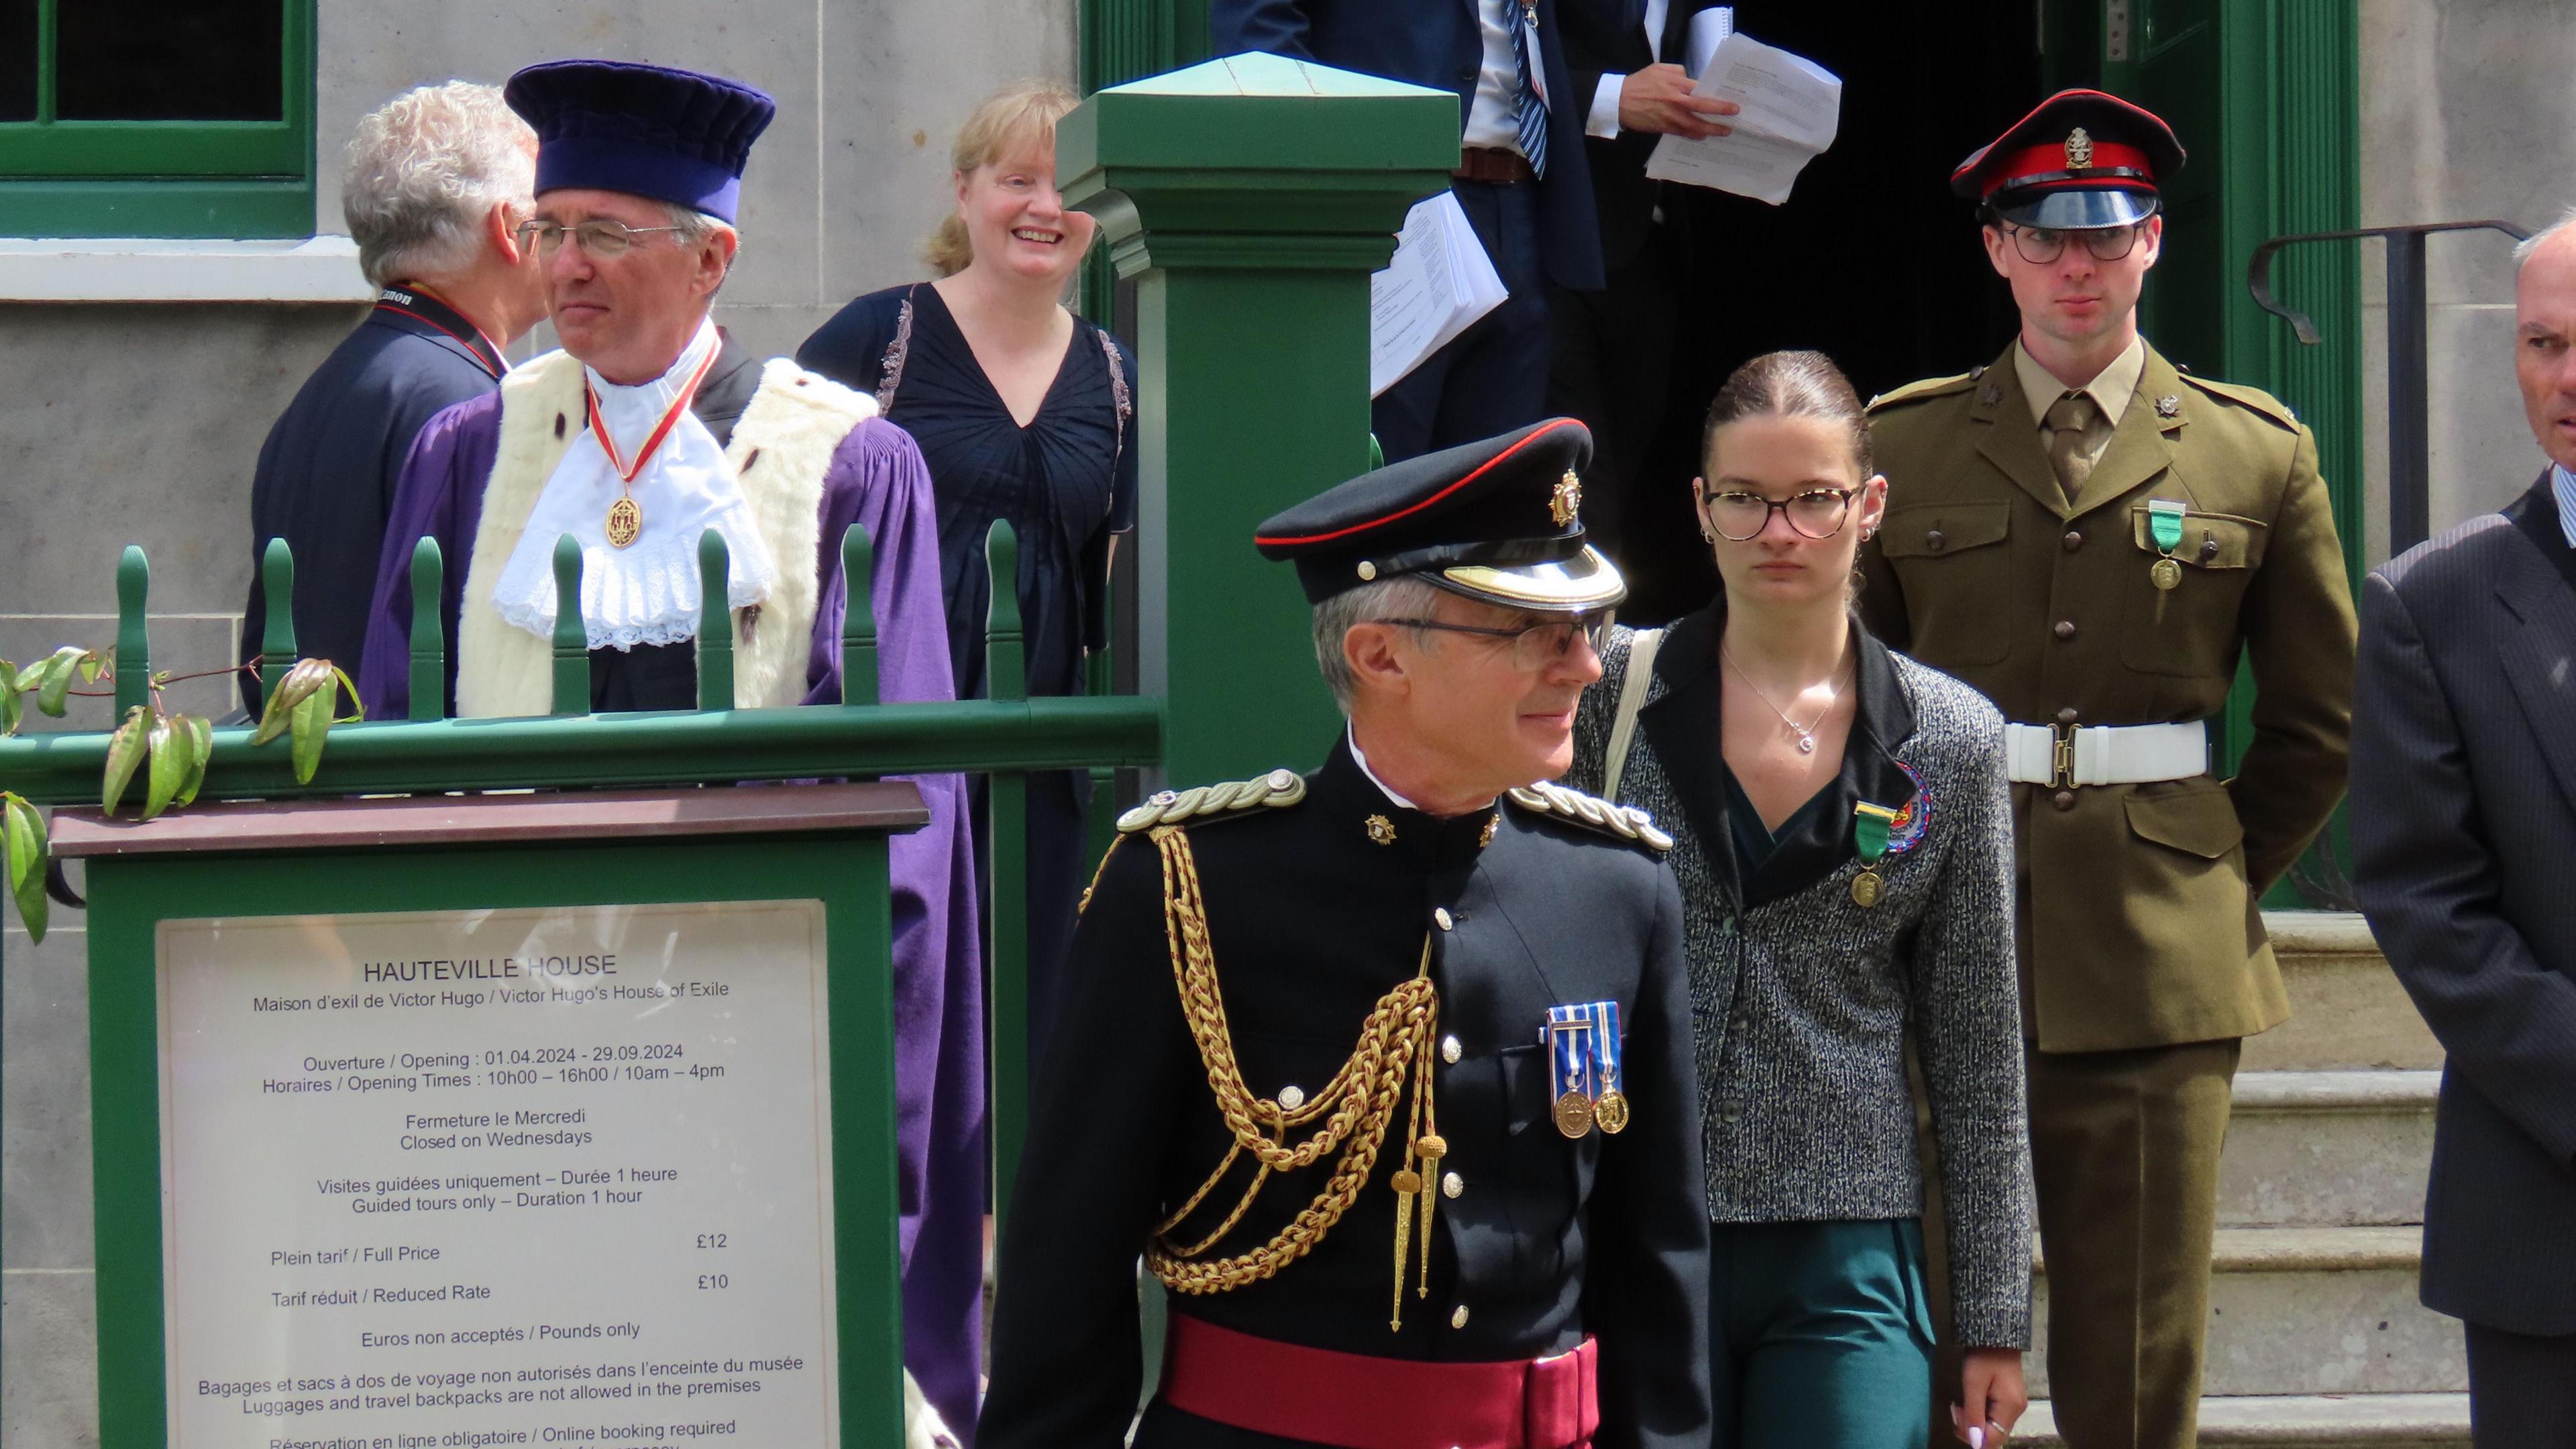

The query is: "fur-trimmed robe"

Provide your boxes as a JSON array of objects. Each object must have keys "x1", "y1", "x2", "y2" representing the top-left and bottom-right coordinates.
[{"x1": 356, "y1": 336, "x2": 991, "y2": 1439}]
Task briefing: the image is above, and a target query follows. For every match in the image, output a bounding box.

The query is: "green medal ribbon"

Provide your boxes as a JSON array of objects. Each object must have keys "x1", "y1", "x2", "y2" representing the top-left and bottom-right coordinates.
[
  {"x1": 2148, "y1": 498, "x2": 2187, "y2": 554},
  {"x1": 1853, "y1": 802, "x2": 1896, "y2": 863}
]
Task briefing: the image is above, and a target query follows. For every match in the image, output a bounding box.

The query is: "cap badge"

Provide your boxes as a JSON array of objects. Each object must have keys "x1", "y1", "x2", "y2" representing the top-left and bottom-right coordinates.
[
  {"x1": 1552, "y1": 470, "x2": 1582, "y2": 529},
  {"x1": 2065, "y1": 127, "x2": 2094, "y2": 169},
  {"x1": 1366, "y1": 814, "x2": 1397, "y2": 846},
  {"x1": 2155, "y1": 394, "x2": 2181, "y2": 419}
]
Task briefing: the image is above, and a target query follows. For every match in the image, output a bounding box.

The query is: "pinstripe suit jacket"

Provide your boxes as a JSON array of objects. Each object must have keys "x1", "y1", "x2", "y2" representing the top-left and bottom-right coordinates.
[{"x1": 2353, "y1": 474, "x2": 2576, "y2": 1335}]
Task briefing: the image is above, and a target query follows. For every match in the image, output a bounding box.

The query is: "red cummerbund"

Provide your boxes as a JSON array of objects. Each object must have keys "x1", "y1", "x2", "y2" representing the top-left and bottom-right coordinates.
[{"x1": 1159, "y1": 1312, "x2": 1599, "y2": 1449}]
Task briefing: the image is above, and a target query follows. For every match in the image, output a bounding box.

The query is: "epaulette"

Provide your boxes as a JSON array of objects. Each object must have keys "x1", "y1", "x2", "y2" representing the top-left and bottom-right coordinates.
[
  {"x1": 1505, "y1": 780, "x2": 1674, "y2": 851},
  {"x1": 1117, "y1": 769, "x2": 1307, "y2": 833},
  {"x1": 1865, "y1": 371, "x2": 1979, "y2": 414},
  {"x1": 2176, "y1": 372, "x2": 2300, "y2": 431}
]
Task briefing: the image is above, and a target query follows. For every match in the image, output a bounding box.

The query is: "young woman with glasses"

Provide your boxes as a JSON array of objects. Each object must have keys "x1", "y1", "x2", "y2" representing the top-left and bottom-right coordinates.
[{"x1": 1566, "y1": 350, "x2": 2033, "y2": 1448}]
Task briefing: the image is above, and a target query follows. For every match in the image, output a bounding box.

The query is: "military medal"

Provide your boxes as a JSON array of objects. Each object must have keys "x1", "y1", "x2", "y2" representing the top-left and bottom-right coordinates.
[
  {"x1": 2147, "y1": 499, "x2": 2188, "y2": 591},
  {"x1": 1851, "y1": 802, "x2": 1898, "y2": 908},
  {"x1": 584, "y1": 343, "x2": 722, "y2": 550},
  {"x1": 1547, "y1": 1012, "x2": 1596, "y2": 1138},
  {"x1": 1589, "y1": 1001, "x2": 1629, "y2": 1135}
]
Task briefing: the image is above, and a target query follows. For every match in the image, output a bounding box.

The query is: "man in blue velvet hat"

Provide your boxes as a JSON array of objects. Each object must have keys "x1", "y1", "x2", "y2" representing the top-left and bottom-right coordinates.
[{"x1": 355, "y1": 59, "x2": 983, "y2": 1448}]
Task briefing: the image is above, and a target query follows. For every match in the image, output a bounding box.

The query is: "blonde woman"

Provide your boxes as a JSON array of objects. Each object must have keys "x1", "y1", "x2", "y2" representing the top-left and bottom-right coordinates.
[
  {"x1": 1568, "y1": 351, "x2": 2032, "y2": 1448},
  {"x1": 798, "y1": 80, "x2": 1135, "y2": 1057}
]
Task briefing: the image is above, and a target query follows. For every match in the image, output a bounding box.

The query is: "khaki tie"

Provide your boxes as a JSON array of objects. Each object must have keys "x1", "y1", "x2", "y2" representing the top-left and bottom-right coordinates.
[{"x1": 2045, "y1": 392, "x2": 2101, "y2": 496}]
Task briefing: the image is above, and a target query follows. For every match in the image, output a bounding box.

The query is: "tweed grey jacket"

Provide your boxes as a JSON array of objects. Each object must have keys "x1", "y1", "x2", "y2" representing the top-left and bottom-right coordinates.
[{"x1": 1566, "y1": 604, "x2": 2034, "y2": 1348}]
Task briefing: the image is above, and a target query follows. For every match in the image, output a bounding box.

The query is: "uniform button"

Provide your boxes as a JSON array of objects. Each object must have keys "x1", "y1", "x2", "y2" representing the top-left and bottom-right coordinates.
[
  {"x1": 1441, "y1": 1035, "x2": 1462, "y2": 1065},
  {"x1": 1277, "y1": 1084, "x2": 1305, "y2": 1111},
  {"x1": 2052, "y1": 790, "x2": 2076, "y2": 812},
  {"x1": 1434, "y1": 907, "x2": 1454, "y2": 931},
  {"x1": 2053, "y1": 619, "x2": 2077, "y2": 641},
  {"x1": 1450, "y1": 1304, "x2": 1470, "y2": 1330},
  {"x1": 1442, "y1": 1171, "x2": 1463, "y2": 1199},
  {"x1": 2055, "y1": 707, "x2": 2078, "y2": 726},
  {"x1": 2061, "y1": 529, "x2": 2083, "y2": 552},
  {"x1": 1924, "y1": 528, "x2": 1947, "y2": 552},
  {"x1": 2200, "y1": 535, "x2": 2221, "y2": 561},
  {"x1": 1720, "y1": 1103, "x2": 1742, "y2": 1124}
]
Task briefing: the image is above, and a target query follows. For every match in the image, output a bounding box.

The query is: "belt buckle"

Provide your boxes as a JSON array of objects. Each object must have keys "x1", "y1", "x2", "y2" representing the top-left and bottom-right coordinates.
[{"x1": 2051, "y1": 722, "x2": 2078, "y2": 790}]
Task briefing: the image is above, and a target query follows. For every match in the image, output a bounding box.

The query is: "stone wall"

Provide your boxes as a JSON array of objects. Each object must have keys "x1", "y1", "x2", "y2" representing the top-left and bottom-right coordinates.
[{"x1": 0, "y1": 1, "x2": 1072, "y2": 1438}]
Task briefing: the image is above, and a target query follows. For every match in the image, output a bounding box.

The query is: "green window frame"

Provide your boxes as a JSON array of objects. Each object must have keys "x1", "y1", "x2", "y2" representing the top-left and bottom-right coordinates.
[{"x1": 0, "y1": 0, "x2": 317, "y2": 239}]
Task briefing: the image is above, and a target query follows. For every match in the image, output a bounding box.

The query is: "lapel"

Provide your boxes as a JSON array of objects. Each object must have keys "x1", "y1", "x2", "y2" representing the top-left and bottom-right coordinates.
[
  {"x1": 2065, "y1": 341, "x2": 2187, "y2": 525},
  {"x1": 1657, "y1": 1, "x2": 1696, "y2": 64},
  {"x1": 1737, "y1": 627, "x2": 1920, "y2": 910},
  {"x1": 1637, "y1": 604, "x2": 1741, "y2": 910},
  {"x1": 2496, "y1": 478, "x2": 2576, "y2": 811},
  {"x1": 1970, "y1": 342, "x2": 2076, "y2": 518}
]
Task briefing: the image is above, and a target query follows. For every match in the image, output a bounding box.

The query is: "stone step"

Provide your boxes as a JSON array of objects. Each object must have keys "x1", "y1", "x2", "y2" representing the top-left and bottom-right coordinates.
[
  {"x1": 2030, "y1": 1228, "x2": 2464, "y2": 1399},
  {"x1": 2250, "y1": 912, "x2": 2443, "y2": 1073},
  {"x1": 2220, "y1": 1071, "x2": 2438, "y2": 1227},
  {"x1": 2013, "y1": 1392, "x2": 2471, "y2": 1446}
]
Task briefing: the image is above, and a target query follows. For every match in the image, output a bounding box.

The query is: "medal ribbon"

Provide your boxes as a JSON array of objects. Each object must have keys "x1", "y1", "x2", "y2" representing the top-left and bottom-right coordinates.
[
  {"x1": 2148, "y1": 498, "x2": 2187, "y2": 555},
  {"x1": 1854, "y1": 802, "x2": 1896, "y2": 865},
  {"x1": 1587, "y1": 1001, "x2": 1621, "y2": 1092},
  {"x1": 585, "y1": 343, "x2": 722, "y2": 485},
  {"x1": 1546, "y1": 1005, "x2": 1594, "y2": 1096},
  {"x1": 374, "y1": 284, "x2": 506, "y2": 380}
]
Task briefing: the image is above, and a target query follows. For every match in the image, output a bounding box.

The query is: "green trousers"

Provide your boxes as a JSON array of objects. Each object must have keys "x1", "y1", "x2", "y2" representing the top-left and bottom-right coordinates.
[{"x1": 1710, "y1": 1219, "x2": 1935, "y2": 1449}]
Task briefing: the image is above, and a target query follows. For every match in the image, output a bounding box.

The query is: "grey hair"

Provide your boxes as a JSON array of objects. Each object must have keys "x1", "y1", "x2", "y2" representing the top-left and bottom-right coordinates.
[
  {"x1": 2513, "y1": 207, "x2": 2576, "y2": 270},
  {"x1": 1312, "y1": 576, "x2": 1442, "y2": 713},
  {"x1": 663, "y1": 201, "x2": 739, "y2": 296},
  {"x1": 341, "y1": 81, "x2": 536, "y2": 288}
]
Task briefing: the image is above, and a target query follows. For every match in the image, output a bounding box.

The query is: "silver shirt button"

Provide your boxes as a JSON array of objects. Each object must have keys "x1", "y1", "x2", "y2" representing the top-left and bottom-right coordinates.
[
  {"x1": 1442, "y1": 1171, "x2": 1463, "y2": 1199},
  {"x1": 1441, "y1": 1035, "x2": 1462, "y2": 1065}
]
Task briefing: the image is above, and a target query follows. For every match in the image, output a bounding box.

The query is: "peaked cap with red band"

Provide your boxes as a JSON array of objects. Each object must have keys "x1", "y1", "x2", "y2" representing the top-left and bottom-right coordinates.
[
  {"x1": 1254, "y1": 418, "x2": 1625, "y2": 612},
  {"x1": 1951, "y1": 89, "x2": 2184, "y2": 231}
]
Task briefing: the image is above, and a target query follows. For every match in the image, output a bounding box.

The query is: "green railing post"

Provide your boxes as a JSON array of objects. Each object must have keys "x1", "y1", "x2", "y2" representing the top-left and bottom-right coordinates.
[
  {"x1": 408, "y1": 538, "x2": 445, "y2": 723},
  {"x1": 1058, "y1": 54, "x2": 1458, "y2": 785},
  {"x1": 113, "y1": 545, "x2": 150, "y2": 718},
  {"x1": 259, "y1": 538, "x2": 296, "y2": 710},
  {"x1": 840, "y1": 525, "x2": 877, "y2": 706},
  {"x1": 697, "y1": 530, "x2": 735, "y2": 712},
  {"x1": 549, "y1": 535, "x2": 586, "y2": 716},
  {"x1": 983, "y1": 521, "x2": 1031, "y2": 1235}
]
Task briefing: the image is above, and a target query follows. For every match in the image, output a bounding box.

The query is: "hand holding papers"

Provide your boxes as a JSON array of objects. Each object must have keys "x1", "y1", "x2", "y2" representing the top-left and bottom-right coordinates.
[
  {"x1": 1646, "y1": 32, "x2": 1842, "y2": 206},
  {"x1": 1370, "y1": 191, "x2": 1509, "y2": 398}
]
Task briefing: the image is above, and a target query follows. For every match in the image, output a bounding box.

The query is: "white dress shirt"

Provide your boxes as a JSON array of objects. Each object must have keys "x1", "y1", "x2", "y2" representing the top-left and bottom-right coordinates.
[
  {"x1": 1463, "y1": 0, "x2": 1544, "y2": 155},
  {"x1": 2555, "y1": 464, "x2": 2576, "y2": 549}
]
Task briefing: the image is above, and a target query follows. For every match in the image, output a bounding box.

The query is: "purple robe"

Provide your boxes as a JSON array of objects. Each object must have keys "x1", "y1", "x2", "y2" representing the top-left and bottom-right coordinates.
[{"x1": 358, "y1": 386, "x2": 987, "y2": 1438}]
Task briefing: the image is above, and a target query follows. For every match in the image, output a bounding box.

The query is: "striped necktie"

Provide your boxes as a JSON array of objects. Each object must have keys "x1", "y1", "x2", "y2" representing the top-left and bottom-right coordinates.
[{"x1": 1511, "y1": 0, "x2": 1550, "y2": 179}]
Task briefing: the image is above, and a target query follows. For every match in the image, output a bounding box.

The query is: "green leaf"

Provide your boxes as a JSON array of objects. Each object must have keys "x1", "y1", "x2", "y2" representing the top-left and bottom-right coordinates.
[
  {"x1": 36, "y1": 647, "x2": 84, "y2": 717},
  {"x1": 5, "y1": 795, "x2": 46, "y2": 944},
  {"x1": 290, "y1": 686, "x2": 333, "y2": 784},
  {"x1": 0, "y1": 659, "x2": 17, "y2": 694},
  {"x1": 101, "y1": 705, "x2": 148, "y2": 816},
  {"x1": 332, "y1": 665, "x2": 366, "y2": 723},
  {"x1": 1, "y1": 686, "x2": 20, "y2": 737},
  {"x1": 78, "y1": 650, "x2": 106, "y2": 684},
  {"x1": 253, "y1": 658, "x2": 332, "y2": 747},
  {"x1": 142, "y1": 714, "x2": 184, "y2": 821},
  {"x1": 176, "y1": 714, "x2": 213, "y2": 807}
]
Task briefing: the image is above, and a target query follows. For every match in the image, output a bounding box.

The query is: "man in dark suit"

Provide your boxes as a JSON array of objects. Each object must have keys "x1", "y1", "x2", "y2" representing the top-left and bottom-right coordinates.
[
  {"x1": 2352, "y1": 212, "x2": 2576, "y2": 1443},
  {"x1": 239, "y1": 80, "x2": 544, "y2": 711},
  {"x1": 1213, "y1": 0, "x2": 1604, "y2": 462},
  {"x1": 1548, "y1": 0, "x2": 1734, "y2": 562}
]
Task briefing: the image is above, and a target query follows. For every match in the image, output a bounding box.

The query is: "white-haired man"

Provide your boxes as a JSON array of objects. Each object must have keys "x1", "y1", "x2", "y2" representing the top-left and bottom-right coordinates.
[{"x1": 239, "y1": 80, "x2": 543, "y2": 710}]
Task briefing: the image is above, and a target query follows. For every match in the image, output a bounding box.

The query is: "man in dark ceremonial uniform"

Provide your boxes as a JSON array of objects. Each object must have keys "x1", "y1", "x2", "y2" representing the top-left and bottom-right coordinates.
[
  {"x1": 980, "y1": 419, "x2": 1711, "y2": 1449},
  {"x1": 1860, "y1": 92, "x2": 2356, "y2": 1449},
  {"x1": 239, "y1": 81, "x2": 547, "y2": 711}
]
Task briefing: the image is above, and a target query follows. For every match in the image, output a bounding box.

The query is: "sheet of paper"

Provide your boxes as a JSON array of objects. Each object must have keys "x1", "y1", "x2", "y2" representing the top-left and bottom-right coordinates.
[
  {"x1": 1644, "y1": 31, "x2": 1842, "y2": 205},
  {"x1": 1370, "y1": 191, "x2": 1508, "y2": 398},
  {"x1": 1683, "y1": 6, "x2": 1733, "y2": 80}
]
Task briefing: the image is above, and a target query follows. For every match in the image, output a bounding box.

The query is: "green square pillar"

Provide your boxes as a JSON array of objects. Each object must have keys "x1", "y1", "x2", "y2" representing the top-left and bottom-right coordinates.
[{"x1": 1059, "y1": 54, "x2": 1460, "y2": 786}]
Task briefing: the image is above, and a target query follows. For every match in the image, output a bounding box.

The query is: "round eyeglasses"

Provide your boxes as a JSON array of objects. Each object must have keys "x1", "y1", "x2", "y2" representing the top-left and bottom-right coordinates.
[
  {"x1": 2000, "y1": 221, "x2": 2147, "y2": 266},
  {"x1": 1382, "y1": 612, "x2": 1614, "y2": 671},
  {"x1": 1702, "y1": 488, "x2": 1855, "y2": 542},
  {"x1": 515, "y1": 219, "x2": 688, "y2": 258}
]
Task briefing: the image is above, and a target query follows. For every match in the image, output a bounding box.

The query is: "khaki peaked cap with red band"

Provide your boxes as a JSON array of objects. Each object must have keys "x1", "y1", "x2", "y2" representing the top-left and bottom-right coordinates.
[
  {"x1": 1254, "y1": 417, "x2": 1627, "y2": 613},
  {"x1": 1951, "y1": 89, "x2": 2186, "y2": 231}
]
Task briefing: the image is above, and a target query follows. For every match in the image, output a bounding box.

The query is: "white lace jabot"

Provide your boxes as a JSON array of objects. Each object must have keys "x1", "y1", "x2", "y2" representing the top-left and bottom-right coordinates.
[{"x1": 490, "y1": 317, "x2": 781, "y2": 649}]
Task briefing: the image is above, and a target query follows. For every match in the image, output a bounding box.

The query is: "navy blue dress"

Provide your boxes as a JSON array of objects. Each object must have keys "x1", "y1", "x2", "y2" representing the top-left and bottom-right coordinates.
[{"x1": 798, "y1": 284, "x2": 1136, "y2": 1056}]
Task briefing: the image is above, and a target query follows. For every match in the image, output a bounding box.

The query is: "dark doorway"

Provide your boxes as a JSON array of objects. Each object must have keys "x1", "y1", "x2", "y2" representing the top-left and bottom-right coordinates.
[{"x1": 1614, "y1": 3, "x2": 2086, "y2": 622}]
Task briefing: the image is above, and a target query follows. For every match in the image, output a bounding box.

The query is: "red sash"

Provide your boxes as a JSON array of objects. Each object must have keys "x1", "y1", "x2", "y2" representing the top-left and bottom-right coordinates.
[{"x1": 1159, "y1": 1313, "x2": 1599, "y2": 1449}]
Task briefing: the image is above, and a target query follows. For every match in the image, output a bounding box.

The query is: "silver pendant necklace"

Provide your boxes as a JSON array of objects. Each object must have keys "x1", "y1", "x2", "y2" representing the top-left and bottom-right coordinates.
[{"x1": 1721, "y1": 642, "x2": 1844, "y2": 755}]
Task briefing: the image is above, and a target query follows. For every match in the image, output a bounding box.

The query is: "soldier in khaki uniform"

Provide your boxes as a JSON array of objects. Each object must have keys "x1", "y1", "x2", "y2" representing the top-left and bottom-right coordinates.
[{"x1": 1858, "y1": 92, "x2": 2356, "y2": 1449}]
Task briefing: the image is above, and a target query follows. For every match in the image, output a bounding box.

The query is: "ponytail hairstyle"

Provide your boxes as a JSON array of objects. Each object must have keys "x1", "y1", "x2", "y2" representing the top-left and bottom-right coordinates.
[
  {"x1": 1700, "y1": 349, "x2": 1874, "y2": 482},
  {"x1": 921, "y1": 80, "x2": 1085, "y2": 278}
]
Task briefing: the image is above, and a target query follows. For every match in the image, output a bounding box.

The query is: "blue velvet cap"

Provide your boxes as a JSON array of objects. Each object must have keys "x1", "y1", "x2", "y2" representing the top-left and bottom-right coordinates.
[{"x1": 504, "y1": 60, "x2": 775, "y2": 223}]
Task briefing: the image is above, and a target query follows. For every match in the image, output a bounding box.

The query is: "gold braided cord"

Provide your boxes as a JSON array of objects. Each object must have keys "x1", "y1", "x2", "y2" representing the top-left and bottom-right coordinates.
[{"x1": 1142, "y1": 824, "x2": 1441, "y2": 1300}]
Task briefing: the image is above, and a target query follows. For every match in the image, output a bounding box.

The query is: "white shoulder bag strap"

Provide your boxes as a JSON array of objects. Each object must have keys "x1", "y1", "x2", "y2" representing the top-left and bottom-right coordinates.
[{"x1": 1602, "y1": 627, "x2": 1665, "y2": 802}]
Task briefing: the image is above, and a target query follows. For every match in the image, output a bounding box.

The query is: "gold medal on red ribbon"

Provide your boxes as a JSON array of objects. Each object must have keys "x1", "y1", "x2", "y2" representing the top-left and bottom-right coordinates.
[
  {"x1": 605, "y1": 496, "x2": 643, "y2": 549},
  {"x1": 585, "y1": 343, "x2": 721, "y2": 551}
]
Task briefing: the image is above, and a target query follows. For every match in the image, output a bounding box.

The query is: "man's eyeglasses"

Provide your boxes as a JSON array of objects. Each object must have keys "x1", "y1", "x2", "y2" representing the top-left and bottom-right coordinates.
[
  {"x1": 1383, "y1": 612, "x2": 1613, "y2": 670},
  {"x1": 1703, "y1": 487, "x2": 1856, "y2": 541},
  {"x1": 1999, "y1": 221, "x2": 2147, "y2": 266},
  {"x1": 515, "y1": 219, "x2": 688, "y2": 258}
]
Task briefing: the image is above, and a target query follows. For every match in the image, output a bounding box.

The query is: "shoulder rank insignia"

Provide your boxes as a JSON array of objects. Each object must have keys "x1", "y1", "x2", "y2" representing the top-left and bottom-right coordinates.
[
  {"x1": 1118, "y1": 769, "x2": 1306, "y2": 833},
  {"x1": 1505, "y1": 780, "x2": 1674, "y2": 851}
]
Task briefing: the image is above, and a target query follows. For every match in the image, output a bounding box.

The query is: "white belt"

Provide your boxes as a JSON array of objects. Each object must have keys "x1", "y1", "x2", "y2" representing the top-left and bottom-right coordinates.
[{"x1": 2004, "y1": 720, "x2": 2209, "y2": 788}]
